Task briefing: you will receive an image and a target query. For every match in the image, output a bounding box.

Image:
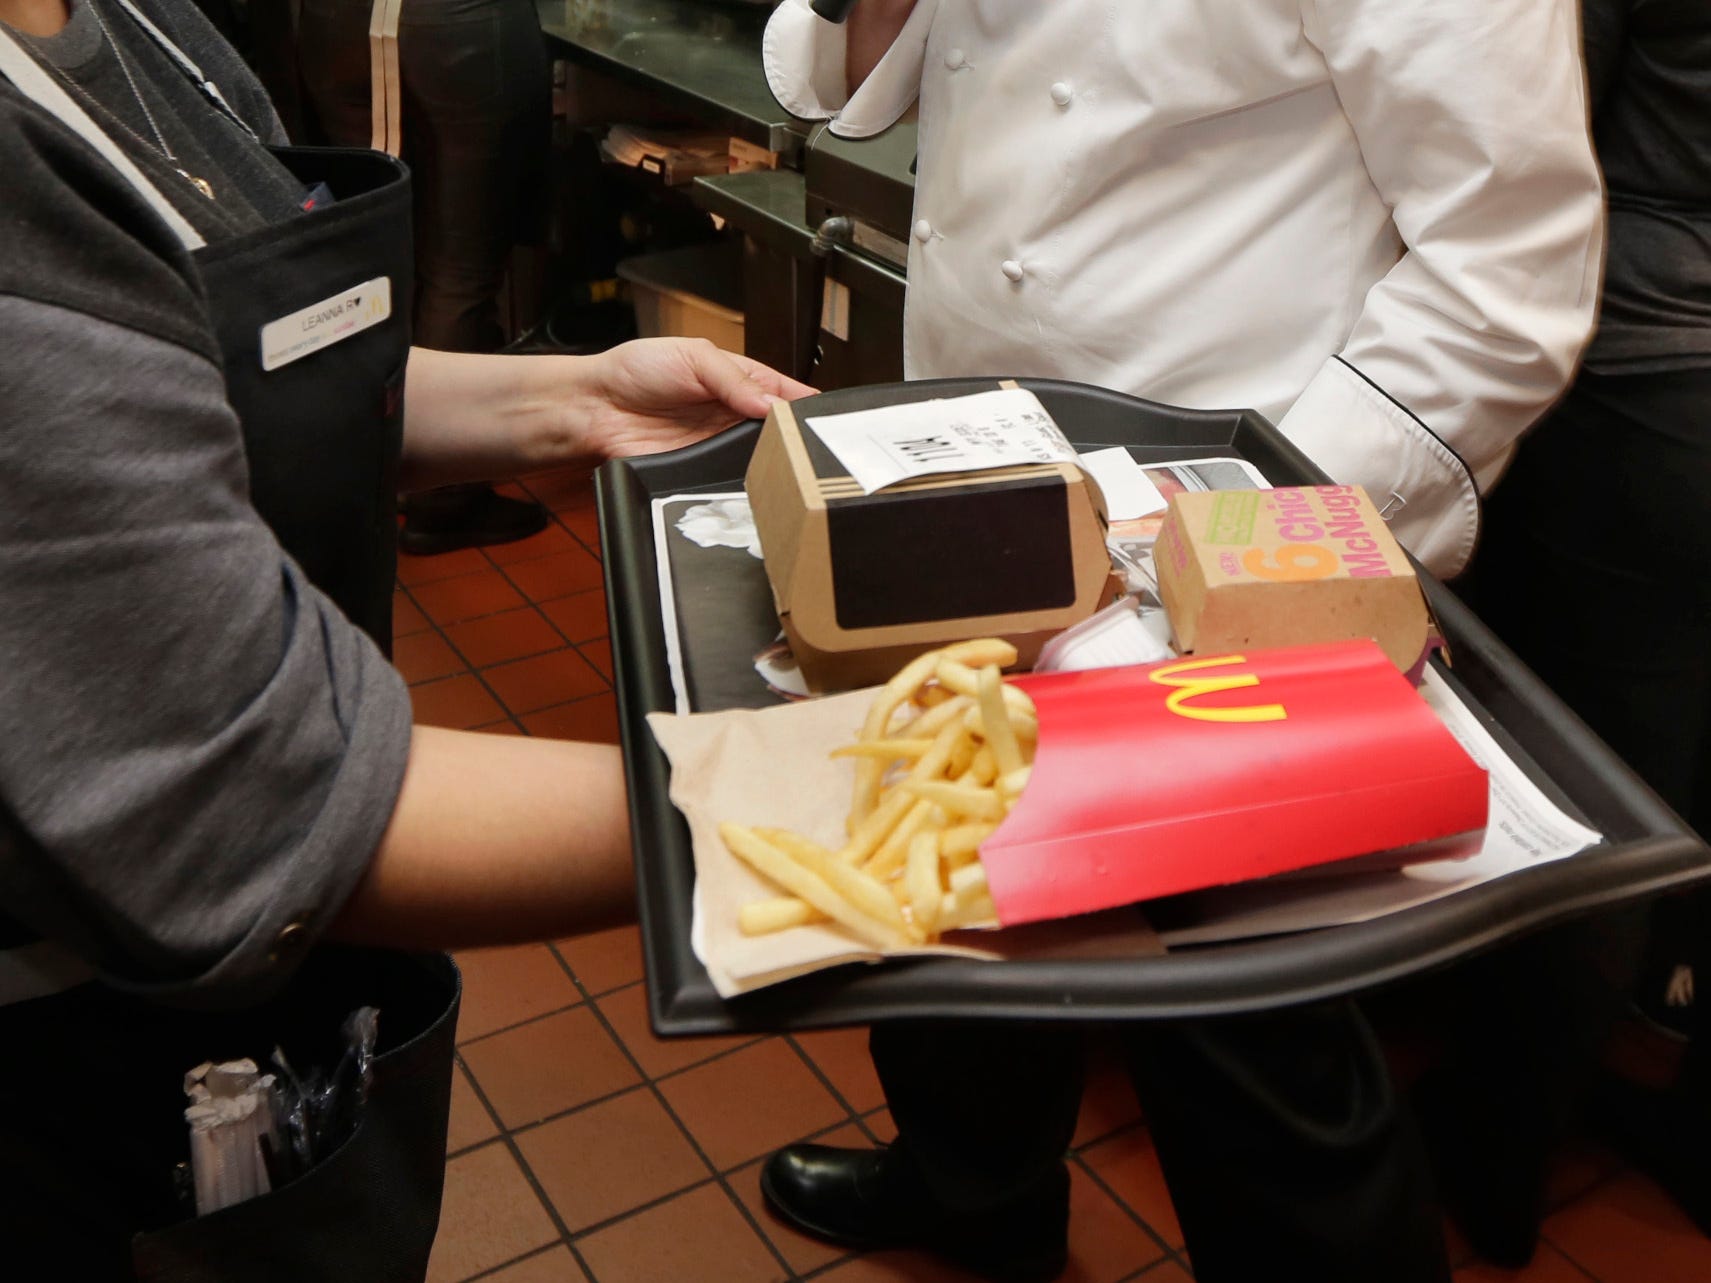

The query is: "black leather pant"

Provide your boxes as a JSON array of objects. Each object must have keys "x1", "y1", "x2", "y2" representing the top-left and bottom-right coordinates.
[
  {"x1": 296, "y1": 0, "x2": 550, "y2": 354},
  {"x1": 874, "y1": 1001, "x2": 1453, "y2": 1283}
]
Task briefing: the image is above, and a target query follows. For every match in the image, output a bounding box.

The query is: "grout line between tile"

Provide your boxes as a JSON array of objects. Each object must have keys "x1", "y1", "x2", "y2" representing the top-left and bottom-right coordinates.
[
  {"x1": 398, "y1": 582, "x2": 529, "y2": 733},
  {"x1": 456, "y1": 1241, "x2": 565, "y2": 1283},
  {"x1": 457, "y1": 997, "x2": 586, "y2": 1051},
  {"x1": 446, "y1": 1047, "x2": 504, "y2": 1160},
  {"x1": 490, "y1": 550, "x2": 604, "y2": 620},
  {"x1": 1070, "y1": 1117, "x2": 1146, "y2": 1157},
  {"x1": 510, "y1": 687, "x2": 618, "y2": 730},
  {"x1": 483, "y1": 1078, "x2": 660, "y2": 1146},
  {"x1": 1538, "y1": 1238, "x2": 1605, "y2": 1283},
  {"x1": 543, "y1": 1112, "x2": 864, "y2": 1255},
  {"x1": 853, "y1": 1105, "x2": 889, "y2": 1149},
  {"x1": 1120, "y1": 1258, "x2": 1192, "y2": 1281},
  {"x1": 449, "y1": 1073, "x2": 599, "y2": 1283},
  {"x1": 783, "y1": 1033, "x2": 862, "y2": 1122},
  {"x1": 795, "y1": 1255, "x2": 861, "y2": 1281},
  {"x1": 540, "y1": 946, "x2": 805, "y2": 1280},
  {"x1": 1070, "y1": 1148, "x2": 1192, "y2": 1276}
]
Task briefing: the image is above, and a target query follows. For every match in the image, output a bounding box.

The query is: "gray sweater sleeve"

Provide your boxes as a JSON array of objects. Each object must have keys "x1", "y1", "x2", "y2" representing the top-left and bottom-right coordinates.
[{"x1": 0, "y1": 294, "x2": 412, "y2": 1007}]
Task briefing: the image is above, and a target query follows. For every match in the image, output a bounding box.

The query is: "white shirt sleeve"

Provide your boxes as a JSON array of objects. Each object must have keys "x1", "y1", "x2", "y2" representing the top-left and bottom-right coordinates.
[
  {"x1": 763, "y1": 0, "x2": 936, "y2": 138},
  {"x1": 1282, "y1": 0, "x2": 1605, "y2": 578}
]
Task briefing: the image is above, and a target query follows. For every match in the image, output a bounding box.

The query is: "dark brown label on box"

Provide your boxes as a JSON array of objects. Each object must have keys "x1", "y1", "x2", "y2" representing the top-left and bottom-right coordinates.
[{"x1": 827, "y1": 477, "x2": 1074, "y2": 629}]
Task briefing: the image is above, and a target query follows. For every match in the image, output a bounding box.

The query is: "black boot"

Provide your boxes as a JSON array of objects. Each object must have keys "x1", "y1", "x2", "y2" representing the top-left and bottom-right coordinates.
[
  {"x1": 398, "y1": 483, "x2": 549, "y2": 556},
  {"x1": 759, "y1": 1143, "x2": 1069, "y2": 1283}
]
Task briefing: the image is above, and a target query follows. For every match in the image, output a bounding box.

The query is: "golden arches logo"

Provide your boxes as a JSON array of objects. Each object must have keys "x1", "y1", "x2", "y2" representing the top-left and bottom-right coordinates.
[{"x1": 1147, "y1": 655, "x2": 1287, "y2": 724}]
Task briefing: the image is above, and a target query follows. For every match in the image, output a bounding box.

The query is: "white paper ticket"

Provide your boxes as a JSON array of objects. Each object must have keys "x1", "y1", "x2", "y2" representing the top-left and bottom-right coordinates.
[{"x1": 803, "y1": 389, "x2": 1078, "y2": 494}]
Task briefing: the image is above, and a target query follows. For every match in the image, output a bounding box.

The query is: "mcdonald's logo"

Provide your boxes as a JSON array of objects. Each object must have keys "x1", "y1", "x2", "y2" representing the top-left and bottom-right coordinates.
[{"x1": 1148, "y1": 654, "x2": 1288, "y2": 724}]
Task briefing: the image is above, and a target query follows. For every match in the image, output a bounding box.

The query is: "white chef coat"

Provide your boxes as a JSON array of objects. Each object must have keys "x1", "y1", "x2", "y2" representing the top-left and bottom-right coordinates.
[{"x1": 763, "y1": 0, "x2": 1605, "y2": 577}]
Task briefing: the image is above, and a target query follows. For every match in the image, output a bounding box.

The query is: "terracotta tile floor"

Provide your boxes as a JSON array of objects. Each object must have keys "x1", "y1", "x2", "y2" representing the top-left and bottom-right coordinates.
[{"x1": 405, "y1": 476, "x2": 1710, "y2": 1283}]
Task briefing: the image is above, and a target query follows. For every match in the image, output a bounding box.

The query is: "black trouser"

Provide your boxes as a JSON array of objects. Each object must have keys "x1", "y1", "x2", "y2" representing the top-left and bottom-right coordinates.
[
  {"x1": 1432, "y1": 363, "x2": 1711, "y2": 1245},
  {"x1": 296, "y1": 0, "x2": 550, "y2": 354},
  {"x1": 874, "y1": 1001, "x2": 1452, "y2": 1283},
  {"x1": 1462, "y1": 364, "x2": 1711, "y2": 1048}
]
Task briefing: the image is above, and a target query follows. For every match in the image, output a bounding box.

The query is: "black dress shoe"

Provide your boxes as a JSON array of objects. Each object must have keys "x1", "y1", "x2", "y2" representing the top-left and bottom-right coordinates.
[
  {"x1": 760, "y1": 1144, "x2": 1069, "y2": 1283},
  {"x1": 398, "y1": 484, "x2": 550, "y2": 555}
]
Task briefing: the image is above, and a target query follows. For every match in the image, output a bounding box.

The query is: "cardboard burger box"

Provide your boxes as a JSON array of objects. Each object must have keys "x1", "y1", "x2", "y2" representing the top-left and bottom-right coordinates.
[
  {"x1": 1154, "y1": 484, "x2": 1430, "y2": 673},
  {"x1": 744, "y1": 387, "x2": 1115, "y2": 692}
]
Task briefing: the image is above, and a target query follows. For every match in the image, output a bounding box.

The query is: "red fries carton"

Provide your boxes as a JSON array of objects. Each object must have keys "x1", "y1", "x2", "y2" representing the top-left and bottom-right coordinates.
[{"x1": 981, "y1": 639, "x2": 1488, "y2": 926}]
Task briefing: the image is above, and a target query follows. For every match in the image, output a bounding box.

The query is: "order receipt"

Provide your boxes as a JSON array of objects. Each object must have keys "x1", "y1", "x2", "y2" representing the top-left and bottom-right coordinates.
[{"x1": 803, "y1": 389, "x2": 1079, "y2": 494}]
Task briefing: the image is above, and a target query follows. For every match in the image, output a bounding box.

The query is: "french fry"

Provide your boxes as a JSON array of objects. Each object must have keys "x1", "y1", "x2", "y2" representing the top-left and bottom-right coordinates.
[
  {"x1": 934, "y1": 660, "x2": 1034, "y2": 717},
  {"x1": 941, "y1": 822, "x2": 997, "y2": 860},
  {"x1": 939, "y1": 638, "x2": 1019, "y2": 669},
  {"x1": 939, "y1": 864, "x2": 999, "y2": 929},
  {"x1": 849, "y1": 648, "x2": 950, "y2": 826},
  {"x1": 904, "y1": 831, "x2": 943, "y2": 934},
  {"x1": 721, "y1": 823, "x2": 911, "y2": 950},
  {"x1": 764, "y1": 828, "x2": 915, "y2": 936},
  {"x1": 938, "y1": 889, "x2": 1000, "y2": 931},
  {"x1": 837, "y1": 787, "x2": 916, "y2": 866},
  {"x1": 946, "y1": 734, "x2": 978, "y2": 778},
  {"x1": 838, "y1": 717, "x2": 964, "y2": 867},
  {"x1": 950, "y1": 861, "x2": 992, "y2": 900},
  {"x1": 830, "y1": 738, "x2": 937, "y2": 761},
  {"x1": 916, "y1": 684, "x2": 954, "y2": 708},
  {"x1": 865, "y1": 799, "x2": 943, "y2": 881},
  {"x1": 739, "y1": 898, "x2": 824, "y2": 935},
  {"x1": 897, "y1": 693, "x2": 974, "y2": 740},
  {"x1": 899, "y1": 779, "x2": 1008, "y2": 821},
  {"x1": 962, "y1": 747, "x2": 998, "y2": 788},
  {"x1": 729, "y1": 640, "x2": 1034, "y2": 949},
  {"x1": 976, "y1": 664, "x2": 1026, "y2": 778}
]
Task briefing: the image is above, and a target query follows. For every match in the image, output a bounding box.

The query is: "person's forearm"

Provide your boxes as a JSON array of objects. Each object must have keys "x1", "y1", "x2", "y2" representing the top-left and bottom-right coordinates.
[
  {"x1": 399, "y1": 348, "x2": 599, "y2": 493},
  {"x1": 846, "y1": 0, "x2": 917, "y2": 91},
  {"x1": 329, "y1": 725, "x2": 636, "y2": 950}
]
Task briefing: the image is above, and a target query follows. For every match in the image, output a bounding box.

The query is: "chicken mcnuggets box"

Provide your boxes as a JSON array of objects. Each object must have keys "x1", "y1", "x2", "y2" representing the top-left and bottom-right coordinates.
[
  {"x1": 745, "y1": 385, "x2": 1114, "y2": 692},
  {"x1": 983, "y1": 639, "x2": 1488, "y2": 925},
  {"x1": 1154, "y1": 484, "x2": 1430, "y2": 673}
]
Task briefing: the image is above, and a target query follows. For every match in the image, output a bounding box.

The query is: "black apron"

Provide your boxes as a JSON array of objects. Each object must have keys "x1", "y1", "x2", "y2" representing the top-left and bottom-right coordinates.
[
  {"x1": 0, "y1": 10, "x2": 458, "y2": 1280},
  {"x1": 199, "y1": 140, "x2": 412, "y2": 650}
]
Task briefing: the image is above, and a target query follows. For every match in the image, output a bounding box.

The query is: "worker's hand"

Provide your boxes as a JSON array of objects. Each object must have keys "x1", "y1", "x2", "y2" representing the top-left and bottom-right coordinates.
[
  {"x1": 574, "y1": 338, "x2": 817, "y2": 461},
  {"x1": 397, "y1": 341, "x2": 815, "y2": 492}
]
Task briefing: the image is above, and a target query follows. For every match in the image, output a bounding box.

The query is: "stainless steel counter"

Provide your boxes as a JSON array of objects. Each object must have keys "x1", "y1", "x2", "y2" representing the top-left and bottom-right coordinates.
[
  {"x1": 537, "y1": 0, "x2": 913, "y2": 384},
  {"x1": 536, "y1": 0, "x2": 806, "y2": 155}
]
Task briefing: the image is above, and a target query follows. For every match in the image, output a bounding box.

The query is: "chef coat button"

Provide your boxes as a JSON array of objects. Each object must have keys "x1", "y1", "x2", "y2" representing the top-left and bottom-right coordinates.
[
  {"x1": 271, "y1": 921, "x2": 309, "y2": 961},
  {"x1": 914, "y1": 218, "x2": 934, "y2": 242},
  {"x1": 1050, "y1": 81, "x2": 1075, "y2": 107},
  {"x1": 944, "y1": 47, "x2": 966, "y2": 70},
  {"x1": 1001, "y1": 259, "x2": 1025, "y2": 283}
]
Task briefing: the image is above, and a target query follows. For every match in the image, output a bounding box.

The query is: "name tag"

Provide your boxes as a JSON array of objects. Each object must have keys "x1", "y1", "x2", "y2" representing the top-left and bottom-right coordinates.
[{"x1": 259, "y1": 276, "x2": 392, "y2": 371}]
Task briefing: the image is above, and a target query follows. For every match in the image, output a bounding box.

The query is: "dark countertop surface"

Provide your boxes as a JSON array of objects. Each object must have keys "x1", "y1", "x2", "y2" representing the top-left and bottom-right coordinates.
[{"x1": 537, "y1": 0, "x2": 807, "y2": 154}]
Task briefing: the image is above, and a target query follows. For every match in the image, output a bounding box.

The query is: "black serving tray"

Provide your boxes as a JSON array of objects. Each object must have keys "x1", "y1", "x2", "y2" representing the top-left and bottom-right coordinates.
[{"x1": 597, "y1": 377, "x2": 1711, "y2": 1035}]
